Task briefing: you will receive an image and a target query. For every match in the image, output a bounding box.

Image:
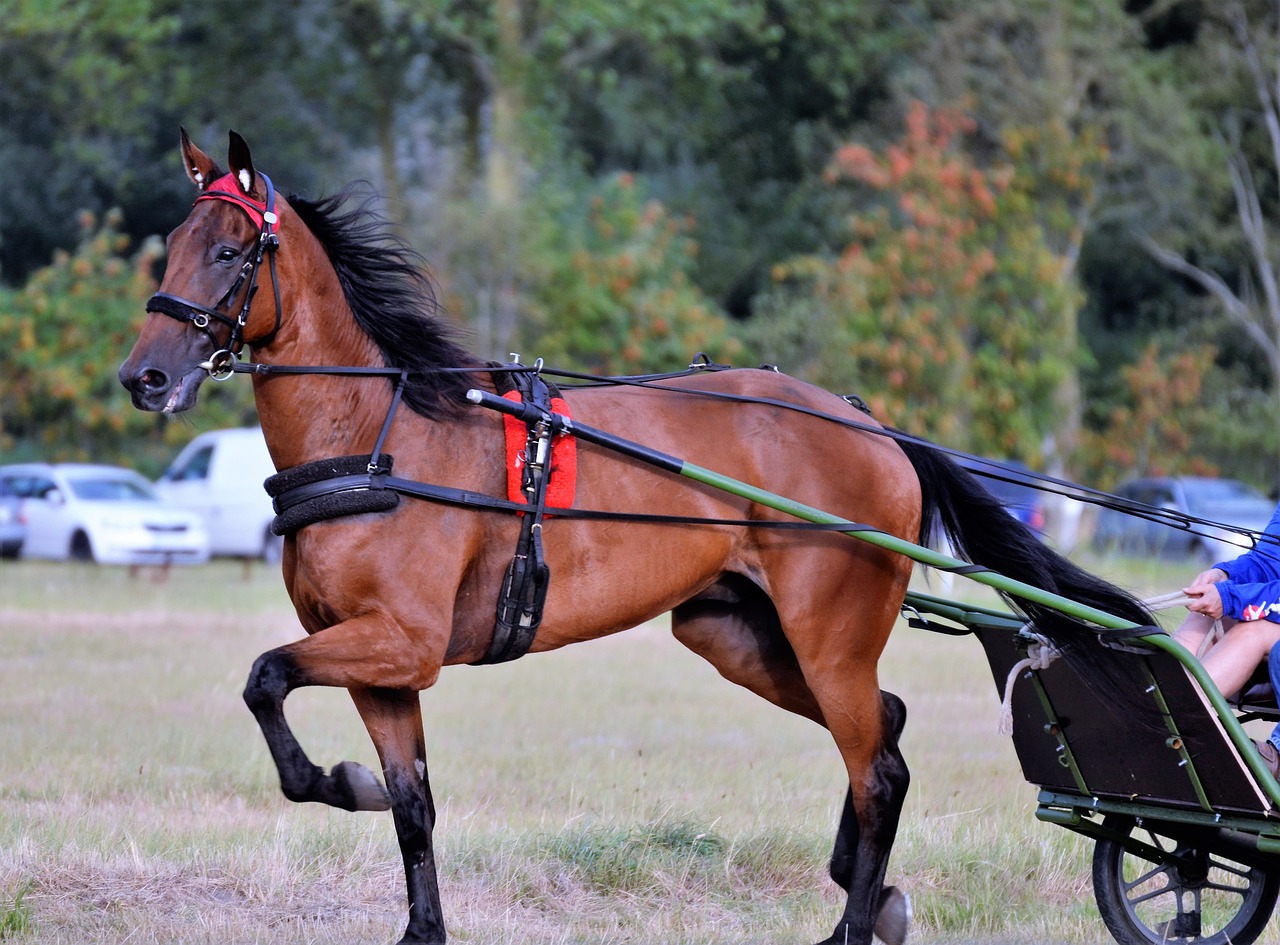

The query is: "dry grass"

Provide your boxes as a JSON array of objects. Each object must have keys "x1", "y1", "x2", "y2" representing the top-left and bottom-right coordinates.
[{"x1": 1, "y1": 556, "x2": 1277, "y2": 944}]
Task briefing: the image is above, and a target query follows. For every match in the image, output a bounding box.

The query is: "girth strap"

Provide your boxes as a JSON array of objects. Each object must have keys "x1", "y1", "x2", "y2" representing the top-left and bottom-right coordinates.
[{"x1": 474, "y1": 368, "x2": 560, "y2": 665}]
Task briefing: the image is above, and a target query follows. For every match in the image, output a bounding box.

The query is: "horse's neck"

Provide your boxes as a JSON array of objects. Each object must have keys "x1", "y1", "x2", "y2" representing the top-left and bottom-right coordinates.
[
  {"x1": 245, "y1": 225, "x2": 490, "y2": 479},
  {"x1": 250, "y1": 289, "x2": 406, "y2": 471}
]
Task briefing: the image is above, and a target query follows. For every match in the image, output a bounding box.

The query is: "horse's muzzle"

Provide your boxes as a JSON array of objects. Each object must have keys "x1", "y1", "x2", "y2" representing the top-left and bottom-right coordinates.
[{"x1": 118, "y1": 360, "x2": 205, "y2": 413}]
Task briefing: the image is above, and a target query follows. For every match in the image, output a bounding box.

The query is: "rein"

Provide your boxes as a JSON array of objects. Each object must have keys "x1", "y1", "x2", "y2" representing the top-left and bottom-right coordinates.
[
  {"x1": 226, "y1": 353, "x2": 1280, "y2": 556},
  {"x1": 146, "y1": 170, "x2": 1277, "y2": 559}
]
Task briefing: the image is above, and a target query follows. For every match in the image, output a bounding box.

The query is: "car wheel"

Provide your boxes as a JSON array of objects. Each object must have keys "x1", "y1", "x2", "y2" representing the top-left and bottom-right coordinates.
[
  {"x1": 69, "y1": 531, "x2": 95, "y2": 563},
  {"x1": 261, "y1": 528, "x2": 284, "y2": 564},
  {"x1": 1192, "y1": 539, "x2": 1219, "y2": 567}
]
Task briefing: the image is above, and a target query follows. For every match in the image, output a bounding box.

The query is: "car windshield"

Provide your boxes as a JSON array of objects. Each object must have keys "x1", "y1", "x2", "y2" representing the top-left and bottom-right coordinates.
[
  {"x1": 67, "y1": 475, "x2": 157, "y2": 502},
  {"x1": 1184, "y1": 480, "x2": 1269, "y2": 515}
]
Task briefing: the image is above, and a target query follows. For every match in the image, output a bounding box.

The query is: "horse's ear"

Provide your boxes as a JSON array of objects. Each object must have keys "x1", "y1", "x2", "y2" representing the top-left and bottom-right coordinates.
[
  {"x1": 180, "y1": 127, "x2": 220, "y2": 192},
  {"x1": 227, "y1": 130, "x2": 264, "y2": 200}
]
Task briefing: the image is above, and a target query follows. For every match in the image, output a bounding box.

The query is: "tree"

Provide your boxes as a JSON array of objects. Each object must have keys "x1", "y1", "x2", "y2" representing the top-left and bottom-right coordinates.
[
  {"x1": 894, "y1": 0, "x2": 1153, "y2": 477},
  {"x1": 745, "y1": 102, "x2": 1085, "y2": 461},
  {"x1": 0, "y1": 0, "x2": 177, "y2": 283},
  {"x1": 1139, "y1": 1, "x2": 1280, "y2": 476},
  {"x1": 1079, "y1": 342, "x2": 1221, "y2": 489},
  {"x1": 518, "y1": 173, "x2": 740, "y2": 375},
  {"x1": 0, "y1": 211, "x2": 256, "y2": 472}
]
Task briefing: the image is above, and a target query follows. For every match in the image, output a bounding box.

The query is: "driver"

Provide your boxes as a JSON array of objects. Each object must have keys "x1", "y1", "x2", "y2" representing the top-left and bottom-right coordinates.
[{"x1": 1175, "y1": 499, "x2": 1280, "y2": 776}]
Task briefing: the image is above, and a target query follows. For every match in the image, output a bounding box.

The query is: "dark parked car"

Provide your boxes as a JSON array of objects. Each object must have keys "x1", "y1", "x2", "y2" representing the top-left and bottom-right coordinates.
[
  {"x1": 0, "y1": 479, "x2": 24, "y2": 558},
  {"x1": 1093, "y1": 476, "x2": 1275, "y2": 562},
  {"x1": 958, "y1": 457, "x2": 1047, "y2": 534}
]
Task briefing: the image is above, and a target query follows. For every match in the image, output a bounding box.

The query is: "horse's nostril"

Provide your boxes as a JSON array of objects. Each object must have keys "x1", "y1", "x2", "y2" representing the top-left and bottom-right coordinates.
[{"x1": 140, "y1": 368, "x2": 169, "y2": 391}]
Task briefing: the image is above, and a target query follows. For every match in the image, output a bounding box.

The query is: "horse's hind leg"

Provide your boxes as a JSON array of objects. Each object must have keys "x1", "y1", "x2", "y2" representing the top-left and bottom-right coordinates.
[
  {"x1": 829, "y1": 691, "x2": 911, "y2": 945},
  {"x1": 672, "y1": 589, "x2": 910, "y2": 945},
  {"x1": 830, "y1": 691, "x2": 907, "y2": 887},
  {"x1": 805, "y1": 673, "x2": 910, "y2": 945}
]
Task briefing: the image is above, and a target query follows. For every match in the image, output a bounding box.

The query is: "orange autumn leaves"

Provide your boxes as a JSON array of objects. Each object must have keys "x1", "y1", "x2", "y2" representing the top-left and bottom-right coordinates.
[{"x1": 774, "y1": 101, "x2": 1093, "y2": 461}]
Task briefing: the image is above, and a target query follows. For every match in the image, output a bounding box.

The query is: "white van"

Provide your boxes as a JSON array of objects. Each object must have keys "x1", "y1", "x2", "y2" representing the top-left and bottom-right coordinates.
[{"x1": 155, "y1": 427, "x2": 282, "y2": 561}]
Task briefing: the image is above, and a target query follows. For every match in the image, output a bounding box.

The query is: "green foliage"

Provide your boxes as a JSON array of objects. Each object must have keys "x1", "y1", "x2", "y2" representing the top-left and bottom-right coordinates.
[
  {"x1": 0, "y1": 0, "x2": 181, "y2": 282},
  {"x1": 0, "y1": 211, "x2": 255, "y2": 473},
  {"x1": 518, "y1": 174, "x2": 741, "y2": 375},
  {"x1": 744, "y1": 102, "x2": 1081, "y2": 461},
  {"x1": 1, "y1": 1, "x2": 1277, "y2": 484},
  {"x1": 1079, "y1": 342, "x2": 1222, "y2": 490},
  {"x1": 0, "y1": 880, "x2": 32, "y2": 938}
]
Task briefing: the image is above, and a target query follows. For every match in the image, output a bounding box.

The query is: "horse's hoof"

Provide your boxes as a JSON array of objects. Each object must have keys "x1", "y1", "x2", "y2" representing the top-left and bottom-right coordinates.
[
  {"x1": 873, "y1": 885, "x2": 911, "y2": 945},
  {"x1": 333, "y1": 760, "x2": 391, "y2": 811}
]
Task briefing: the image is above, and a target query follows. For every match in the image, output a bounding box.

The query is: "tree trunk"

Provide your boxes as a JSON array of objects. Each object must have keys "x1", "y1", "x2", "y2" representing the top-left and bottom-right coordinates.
[{"x1": 480, "y1": 0, "x2": 525, "y2": 358}]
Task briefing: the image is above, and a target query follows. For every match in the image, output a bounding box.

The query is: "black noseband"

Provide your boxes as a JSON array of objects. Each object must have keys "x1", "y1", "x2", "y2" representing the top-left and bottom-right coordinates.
[{"x1": 146, "y1": 290, "x2": 240, "y2": 332}]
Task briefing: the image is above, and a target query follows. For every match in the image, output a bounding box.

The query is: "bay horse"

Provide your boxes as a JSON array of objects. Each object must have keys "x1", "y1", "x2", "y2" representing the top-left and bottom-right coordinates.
[{"x1": 119, "y1": 130, "x2": 1152, "y2": 945}]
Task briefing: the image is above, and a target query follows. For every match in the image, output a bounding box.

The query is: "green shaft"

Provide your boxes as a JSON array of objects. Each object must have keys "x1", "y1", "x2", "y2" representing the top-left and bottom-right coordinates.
[
  {"x1": 678, "y1": 462, "x2": 1141, "y2": 630},
  {"x1": 681, "y1": 461, "x2": 1280, "y2": 802}
]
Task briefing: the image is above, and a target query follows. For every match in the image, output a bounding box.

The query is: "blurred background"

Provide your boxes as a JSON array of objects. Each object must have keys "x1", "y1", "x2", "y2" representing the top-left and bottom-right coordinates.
[{"x1": 2, "y1": 0, "x2": 1279, "y2": 547}]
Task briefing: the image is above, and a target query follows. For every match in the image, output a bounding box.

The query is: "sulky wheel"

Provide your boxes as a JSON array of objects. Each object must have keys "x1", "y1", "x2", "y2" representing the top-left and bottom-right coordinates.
[{"x1": 1091, "y1": 815, "x2": 1280, "y2": 945}]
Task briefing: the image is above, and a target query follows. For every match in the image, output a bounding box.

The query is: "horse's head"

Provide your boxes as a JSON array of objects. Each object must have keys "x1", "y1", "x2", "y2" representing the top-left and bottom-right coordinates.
[{"x1": 119, "y1": 129, "x2": 282, "y2": 412}]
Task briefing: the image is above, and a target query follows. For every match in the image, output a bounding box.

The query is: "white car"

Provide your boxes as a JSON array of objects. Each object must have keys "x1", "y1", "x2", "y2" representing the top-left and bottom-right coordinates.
[
  {"x1": 0, "y1": 463, "x2": 210, "y2": 565},
  {"x1": 154, "y1": 427, "x2": 282, "y2": 561}
]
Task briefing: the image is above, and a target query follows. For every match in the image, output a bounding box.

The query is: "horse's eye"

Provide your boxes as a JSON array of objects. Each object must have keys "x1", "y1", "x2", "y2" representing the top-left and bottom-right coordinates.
[{"x1": 215, "y1": 247, "x2": 240, "y2": 263}]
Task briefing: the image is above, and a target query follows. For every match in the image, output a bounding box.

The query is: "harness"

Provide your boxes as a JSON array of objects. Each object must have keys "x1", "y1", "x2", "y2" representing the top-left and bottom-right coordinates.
[
  {"x1": 153, "y1": 167, "x2": 1280, "y2": 669},
  {"x1": 478, "y1": 366, "x2": 561, "y2": 664}
]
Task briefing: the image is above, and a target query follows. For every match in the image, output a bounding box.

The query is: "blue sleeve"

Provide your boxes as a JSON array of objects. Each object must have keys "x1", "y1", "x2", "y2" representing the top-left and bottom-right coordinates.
[
  {"x1": 1217, "y1": 581, "x2": 1280, "y2": 623},
  {"x1": 1215, "y1": 502, "x2": 1280, "y2": 584}
]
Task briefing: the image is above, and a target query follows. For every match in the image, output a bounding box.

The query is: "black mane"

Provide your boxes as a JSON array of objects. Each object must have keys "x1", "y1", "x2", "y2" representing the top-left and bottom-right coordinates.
[{"x1": 288, "y1": 184, "x2": 483, "y2": 416}]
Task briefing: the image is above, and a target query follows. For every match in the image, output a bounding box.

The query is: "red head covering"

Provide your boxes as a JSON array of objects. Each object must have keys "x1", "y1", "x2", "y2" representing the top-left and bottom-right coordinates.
[{"x1": 195, "y1": 172, "x2": 276, "y2": 233}]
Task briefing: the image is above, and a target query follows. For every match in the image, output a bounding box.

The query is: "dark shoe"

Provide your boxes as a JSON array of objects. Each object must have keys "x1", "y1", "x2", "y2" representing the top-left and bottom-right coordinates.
[
  {"x1": 1256, "y1": 740, "x2": 1280, "y2": 778},
  {"x1": 873, "y1": 885, "x2": 911, "y2": 945}
]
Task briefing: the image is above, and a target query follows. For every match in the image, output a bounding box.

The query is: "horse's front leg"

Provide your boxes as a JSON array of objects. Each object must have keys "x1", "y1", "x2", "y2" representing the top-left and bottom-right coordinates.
[
  {"x1": 242, "y1": 650, "x2": 389, "y2": 810},
  {"x1": 242, "y1": 615, "x2": 448, "y2": 943},
  {"x1": 241, "y1": 613, "x2": 441, "y2": 811},
  {"x1": 349, "y1": 687, "x2": 445, "y2": 945}
]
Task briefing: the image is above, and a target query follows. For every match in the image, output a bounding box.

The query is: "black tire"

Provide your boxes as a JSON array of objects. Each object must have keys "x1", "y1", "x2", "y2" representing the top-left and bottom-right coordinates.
[
  {"x1": 1092, "y1": 815, "x2": 1280, "y2": 945},
  {"x1": 69, "y1": 531, "x2": 95, "y2": 563},
  {"x1": 261, "y1": 528, "x2": 283, "y2": 564},
  {"x1": 1190, "y1": 538, "x2": 1218, "y2": 567}
]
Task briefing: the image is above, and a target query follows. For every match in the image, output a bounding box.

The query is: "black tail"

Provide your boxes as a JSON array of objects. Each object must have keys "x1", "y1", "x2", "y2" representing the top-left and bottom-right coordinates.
[{"x1": 899, "y1": 436, "x2": 1156, "y2": 694}]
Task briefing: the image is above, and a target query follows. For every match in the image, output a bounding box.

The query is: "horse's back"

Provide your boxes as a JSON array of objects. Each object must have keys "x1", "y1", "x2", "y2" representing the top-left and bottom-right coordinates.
[{"x1": 565, "y1": 367, "x2": 921, "y2": 541}]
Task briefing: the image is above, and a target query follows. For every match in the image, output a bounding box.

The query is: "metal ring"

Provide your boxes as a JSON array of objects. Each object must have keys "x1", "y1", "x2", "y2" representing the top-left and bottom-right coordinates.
[
  {"x1": 206, "y1": 349, "x2": 238, "y2": 381},
  {"x1": 192, "y1": 312, "x2": 210, "y2": 329}
]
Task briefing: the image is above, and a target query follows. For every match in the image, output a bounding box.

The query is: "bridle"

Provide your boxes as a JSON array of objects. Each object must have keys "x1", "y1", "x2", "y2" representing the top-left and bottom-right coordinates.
[
  {"x1": 144, "y1": 171, "x2": 283, "y2": 380},
  {"x1": 142, "y1": 167, "x2": 413, "y2": 472}
]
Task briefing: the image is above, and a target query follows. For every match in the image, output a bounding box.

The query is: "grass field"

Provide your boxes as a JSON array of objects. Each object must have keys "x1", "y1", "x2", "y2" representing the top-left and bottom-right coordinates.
[{"x1": 1, "y1": 555, "x2": 1276, "y2": 944}]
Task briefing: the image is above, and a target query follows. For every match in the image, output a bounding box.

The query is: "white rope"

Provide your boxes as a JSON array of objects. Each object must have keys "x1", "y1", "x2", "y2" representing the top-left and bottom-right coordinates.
[
  {"x1": 996, "y1": 591, "x2": 1221, "y2": 736},
  {"x1": 1143, "y1": 591, "x2": 1224, "y2": 658},
  {"x1": 997, "y1": 633, "x2": 1059, "y2": 735},
  {"x1": 1144, "y1": 590, "x2": 1194, "y2": 610}
]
